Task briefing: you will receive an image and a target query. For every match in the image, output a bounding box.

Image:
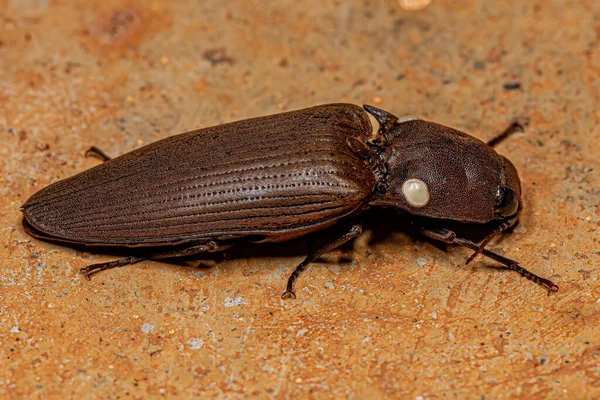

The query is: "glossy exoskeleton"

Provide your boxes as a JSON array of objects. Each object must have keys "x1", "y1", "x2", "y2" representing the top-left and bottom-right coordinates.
[{"x1": 21, "y1": 104, "x2": 558, "y2": 297}]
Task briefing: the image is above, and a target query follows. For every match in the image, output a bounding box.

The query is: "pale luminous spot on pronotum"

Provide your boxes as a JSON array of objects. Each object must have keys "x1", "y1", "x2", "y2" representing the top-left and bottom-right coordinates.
[{"x1": 402, "y1": 178, "x2": 430, "y2": 207}]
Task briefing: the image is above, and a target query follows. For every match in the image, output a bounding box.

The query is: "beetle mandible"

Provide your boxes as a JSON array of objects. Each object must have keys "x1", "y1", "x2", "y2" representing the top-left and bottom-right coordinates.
[{"x1": 21, "y1": 103, "x2": 558, "y2": 298}]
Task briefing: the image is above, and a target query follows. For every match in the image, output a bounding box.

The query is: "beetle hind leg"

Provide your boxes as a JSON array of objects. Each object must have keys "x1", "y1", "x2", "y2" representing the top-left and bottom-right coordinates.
[
  {"x1": 80, "y1": 241, "x2": 230, "y2": 280},
  {"x1": 80, "y1": 256, "x2": 146, "y2": 280},
  {"x1": 282, "y1": 224, "x2": 363, "y2": 299}
]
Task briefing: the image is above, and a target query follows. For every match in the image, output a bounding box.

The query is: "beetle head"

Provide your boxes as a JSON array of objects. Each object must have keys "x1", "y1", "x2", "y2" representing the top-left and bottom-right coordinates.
[
  {"x1": 495, "y1": 155, "x2": 521, "y2": 219},
  {"x1": 365, "y1": 106, "x2": 522, "y2": 224}
]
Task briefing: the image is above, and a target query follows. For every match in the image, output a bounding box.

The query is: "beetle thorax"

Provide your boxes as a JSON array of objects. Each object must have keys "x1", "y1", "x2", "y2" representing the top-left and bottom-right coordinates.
[{"x1": 372, "y1": 119, "x2": 515, "y2": 224}]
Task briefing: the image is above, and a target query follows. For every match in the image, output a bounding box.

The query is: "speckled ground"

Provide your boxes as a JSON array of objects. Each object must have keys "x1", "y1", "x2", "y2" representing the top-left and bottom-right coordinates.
[{"x1": 1, "y1": 1, "x2": 599, "y2": 398}]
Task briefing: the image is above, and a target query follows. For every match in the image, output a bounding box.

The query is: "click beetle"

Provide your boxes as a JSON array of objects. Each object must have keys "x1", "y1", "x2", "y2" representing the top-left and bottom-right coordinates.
[{"x1": 21, "y1": 103, "x2": 558, "y2": 297}]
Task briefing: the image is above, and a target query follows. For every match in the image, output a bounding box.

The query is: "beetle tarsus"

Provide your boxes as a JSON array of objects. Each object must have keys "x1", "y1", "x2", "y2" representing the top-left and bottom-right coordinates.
[
  {"x1": 79, "y1": 256, "x2": 146, "y2": 279},
  {"x1": 487, "y1": 121, "x2": 526, "y2": 148},
  {"x1": 281, "y1": 290, "x2": 297, "y2": 300},
  {"x1": 282, "y1": 224, "x2": 363, "y2": 299},
  {"x1": 282, "y1": 258, "x2": 309, "y2": 299},
  {"x1": 79, "y1": 242, "x2": 230, "y2": 280},
  {"x1": 85, "y1": 146, "x2": 112, "y2": 162}
]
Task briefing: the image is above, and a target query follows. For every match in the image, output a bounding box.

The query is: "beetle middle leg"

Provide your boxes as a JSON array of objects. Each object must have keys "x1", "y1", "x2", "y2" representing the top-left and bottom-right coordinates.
[
  {"x1": 80, "y1": 241, "x2": 229, "y2": 279},
  {"x1": 281, "y1": 224, "x2": 363, "y2": 299},
  {"x1": 418, "y1": 226, "x2": 558, "y2": 293}
]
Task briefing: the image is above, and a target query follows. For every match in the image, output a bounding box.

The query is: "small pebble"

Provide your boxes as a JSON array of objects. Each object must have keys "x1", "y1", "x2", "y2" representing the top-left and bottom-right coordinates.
[
  {"x1": 187, "y1": 338, "x2": 204, "y2": 350},
  {"x1": 296, "y1": 328, "x2": 308, "y2": 337},
  {"x1": 503, "y1": 81, "x2": 522, "y2": 90},
  {"x1": 224, "y1": 297, "x2": 245, "y2": 307}
]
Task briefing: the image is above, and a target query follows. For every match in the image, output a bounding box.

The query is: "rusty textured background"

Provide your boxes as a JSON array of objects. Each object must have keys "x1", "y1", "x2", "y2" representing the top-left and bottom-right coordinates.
[{"x1": 1, "y1": 0, "x2": 599, "y2": 398}]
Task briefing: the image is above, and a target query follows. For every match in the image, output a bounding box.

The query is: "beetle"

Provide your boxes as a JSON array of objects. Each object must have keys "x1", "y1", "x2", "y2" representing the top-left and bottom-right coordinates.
[{"x1": 21, "y1": 103, "x2": 558, "y2": 298}]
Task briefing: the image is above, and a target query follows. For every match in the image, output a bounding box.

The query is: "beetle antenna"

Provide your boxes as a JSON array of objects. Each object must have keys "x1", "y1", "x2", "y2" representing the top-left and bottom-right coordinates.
[
  {"x1": 487, "y1": 121, "x2": 526, "y2": 147},
  {"x1": 465, "y1": 216, "x2": 518, "y2": 265},
  {"x1": 418, "y1": 225, "x2": 558, "y2": 293},
  {"x1": 453, "y1": 237, "x2": 558, "y2": 294}
]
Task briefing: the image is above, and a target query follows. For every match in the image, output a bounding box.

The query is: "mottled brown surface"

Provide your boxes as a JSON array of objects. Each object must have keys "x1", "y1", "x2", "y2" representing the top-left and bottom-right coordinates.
[{"x1": 1, "y1": 0, "x2": 599, "y2": 398}]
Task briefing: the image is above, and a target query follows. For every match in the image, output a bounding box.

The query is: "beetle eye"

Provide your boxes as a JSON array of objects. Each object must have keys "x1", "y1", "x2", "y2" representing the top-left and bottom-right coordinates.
[{"x1": 495, "y1": 187, "x2": 519, "y2": 218}]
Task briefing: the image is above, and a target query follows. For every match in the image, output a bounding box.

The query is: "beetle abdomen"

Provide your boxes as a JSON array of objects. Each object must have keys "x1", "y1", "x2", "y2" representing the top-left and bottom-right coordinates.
[{"x1": 22, "y1": 104, "x2": 375, "y2": 246}]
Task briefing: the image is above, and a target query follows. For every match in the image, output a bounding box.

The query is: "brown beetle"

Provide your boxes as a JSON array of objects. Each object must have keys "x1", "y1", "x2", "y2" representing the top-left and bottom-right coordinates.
[{"x1": 21, "y1": 104, "x2": 558, "y2": 297}]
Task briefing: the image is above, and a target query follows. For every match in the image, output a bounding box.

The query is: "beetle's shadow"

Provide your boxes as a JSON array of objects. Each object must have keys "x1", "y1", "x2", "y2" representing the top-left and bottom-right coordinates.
[
  {"x1": 30, "y1": 209, "x2": 514, "y2": 275},
  {"x1": 180, "y1": 210, "x2": 510, "y2": 271},
  {"x1": 56, "y1": 229, "x2": 322, "y2": 273},
  {"x1": 362, "y1": 209, "x2": 505, "y2": 248},
  {"x1": 360, "y1": 209, "x2": 521, "y2": 273}
]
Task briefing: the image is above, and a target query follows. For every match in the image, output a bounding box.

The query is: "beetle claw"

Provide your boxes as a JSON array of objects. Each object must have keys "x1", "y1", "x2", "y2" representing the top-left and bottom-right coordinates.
[
  {"x1": 79, "y1": 268, "x2": 92, "y2": 280},
  {"x1": 550, "y1": 284, "x2": 559, "y2": 293},
  {"x1": 281, "y1": 290, "x2": 297, "y2": 300},
  {"x1": 465, "y1": 251, "x2": 479, "y2": 265}
]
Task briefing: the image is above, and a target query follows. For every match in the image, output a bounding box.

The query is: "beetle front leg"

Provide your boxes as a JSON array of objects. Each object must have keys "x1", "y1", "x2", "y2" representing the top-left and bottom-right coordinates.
[
  {"x1": 281, "y1": 224, "x2": 363, "y2": 299},
  {"x1": 418, "y1": 226, "x2": 558, "y2": 293}
]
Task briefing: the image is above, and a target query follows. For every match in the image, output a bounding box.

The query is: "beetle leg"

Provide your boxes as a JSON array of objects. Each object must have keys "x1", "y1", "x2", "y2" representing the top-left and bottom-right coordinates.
[
  {"x1": 281, "y1": 224, "x2": 363, "y2": 299},
  {"x1": 79, "y1": 241, "x2": 229, "y2": 279},
  {"x1": 418, "y1": 226, "x2": 456, "y2": 244},
  {"x1": 148, "y1": 241, "x2": 229, "y2": 260},
  {"x1": 85, "y1": 146, "x2": 112, "y2": 162},
  {"x1": 465, "y1": 216, "x2": 518, "y2": 265},
  {"x1": 80, "y1": 256, "x2": 147, "y2": 280},
  {"x1": 418, "y1": 226, "x2": 558, "y2": 293},
  {"x1": 486, "y1": 121, "x2": 525, "y2": 148}
]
